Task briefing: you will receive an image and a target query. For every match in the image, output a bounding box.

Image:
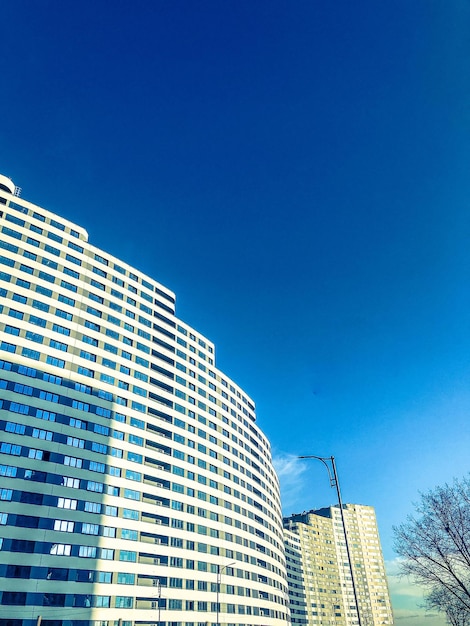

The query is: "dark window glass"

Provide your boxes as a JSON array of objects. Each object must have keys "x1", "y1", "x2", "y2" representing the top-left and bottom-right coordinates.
[
  {"x1": 50, "y1": 219, "x2": 65, "y2": 231},
  {"x1": 76, "y1": 569, "x2": 94, "y2": 582},
  {"x1": 15, "y1": 515, "x2": 39, "y2": 528},
  {"x1": 42, "y1": 593, "x2": 66, "y2": 607},
  {"x1": 20, "y1": 491, "x2": 43, "y2": 505},
  {"x1": 5, "y1": 564, "x2": 31, "y2": 579},
  {"x1": 47, "y1": 568, "x2": 68, "y2": 581},
  {"x1": 1, "y1": 591, "x2": 27, "y2": 605},
  {"x1": 10, "y1": 539, "x2": 35, "y2": 553}
]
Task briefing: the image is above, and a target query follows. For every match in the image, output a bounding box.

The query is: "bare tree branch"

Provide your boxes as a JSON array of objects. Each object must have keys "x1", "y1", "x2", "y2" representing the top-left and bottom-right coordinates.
[{"x1": 393, "y1": 476, "x2": 470, "y2": 625}]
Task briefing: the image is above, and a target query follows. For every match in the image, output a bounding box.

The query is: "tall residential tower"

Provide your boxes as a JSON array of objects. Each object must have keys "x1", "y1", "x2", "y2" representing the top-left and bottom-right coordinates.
[
  {"x1": 0, "y1": 175, "x2": 289, "y2": 626},
  {"x1": 284, "y1": 505, "x2": 394, "y2": 626}
]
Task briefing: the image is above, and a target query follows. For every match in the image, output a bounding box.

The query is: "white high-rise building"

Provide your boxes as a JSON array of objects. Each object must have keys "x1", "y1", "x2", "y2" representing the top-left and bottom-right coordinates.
[
  {"x1": 283, "y1": 505, "x2": 394, "y2": 626},
  {"x1": 0, "y1": 174, "x2": 289, "y2": 626}
]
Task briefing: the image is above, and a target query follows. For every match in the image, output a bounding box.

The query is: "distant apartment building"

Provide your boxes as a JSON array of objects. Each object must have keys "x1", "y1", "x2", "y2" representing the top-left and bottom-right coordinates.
[
  {"x1": 0, "y1": 174, "x2": 289, "y2": 626},
  {"x1": 283, "y1": 504, "x2": 394, "y2": 626}
]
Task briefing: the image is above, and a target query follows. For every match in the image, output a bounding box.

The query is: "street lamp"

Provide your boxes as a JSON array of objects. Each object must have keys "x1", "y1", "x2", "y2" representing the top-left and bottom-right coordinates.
[
  {"x1": 157, "y1": 578, "x2": 162, "y2": 626},
  {"x1": 216, "y1": 561, "x2": 235, "y2": 626},
  {"x1": 298, "y1": 455, "x2": 362, "y2": 626},
  {"x1": 153, "y1": 576, "x2": 162, "y2": 625}
]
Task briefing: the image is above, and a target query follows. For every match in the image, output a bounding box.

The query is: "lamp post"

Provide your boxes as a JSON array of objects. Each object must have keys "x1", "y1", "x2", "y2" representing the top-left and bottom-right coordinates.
[
  {"x1": 216, "y1": 561, "x2": 235, "y2": 626},
  {"x1": 153, "y1": 576, "x2": 162, "y2": 625},
  {"x1": 298, "y1": 455, "x2": 362, "y2": 626}
]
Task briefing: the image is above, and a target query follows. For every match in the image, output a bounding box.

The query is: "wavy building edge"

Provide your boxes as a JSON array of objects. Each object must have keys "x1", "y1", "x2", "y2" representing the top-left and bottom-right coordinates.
[{"x1": 0, "y1": 176, "x2": 288, "y2": 626}]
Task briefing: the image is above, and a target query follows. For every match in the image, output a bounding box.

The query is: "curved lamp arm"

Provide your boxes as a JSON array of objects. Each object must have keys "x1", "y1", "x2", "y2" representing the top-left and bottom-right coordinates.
[{"x1": 298, "y1": 455, "x2": 362, "y2": 626}]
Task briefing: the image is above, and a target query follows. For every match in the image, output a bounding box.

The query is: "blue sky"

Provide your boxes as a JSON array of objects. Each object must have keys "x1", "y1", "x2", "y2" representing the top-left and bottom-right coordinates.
[{"x1": 1, "y1": 1, "x2": 469, "y2": 622}]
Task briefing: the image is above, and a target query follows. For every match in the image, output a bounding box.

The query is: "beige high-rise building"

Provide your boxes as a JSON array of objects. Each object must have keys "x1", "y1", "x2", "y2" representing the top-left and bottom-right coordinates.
[{"x1": 283, "y1": 504, "x2": 394, "y2": 626}]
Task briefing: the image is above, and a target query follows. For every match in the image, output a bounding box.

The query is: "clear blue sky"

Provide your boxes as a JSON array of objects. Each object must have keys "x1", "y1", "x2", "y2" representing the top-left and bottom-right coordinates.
[{"x1": 1, "y1": 0, "x2": 469, "y2": 585}]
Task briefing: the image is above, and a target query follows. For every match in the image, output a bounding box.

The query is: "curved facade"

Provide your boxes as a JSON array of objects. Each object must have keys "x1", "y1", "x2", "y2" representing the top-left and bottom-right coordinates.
[{"x1": 0, "y1": 179, "x2": 288, "y2": 626}]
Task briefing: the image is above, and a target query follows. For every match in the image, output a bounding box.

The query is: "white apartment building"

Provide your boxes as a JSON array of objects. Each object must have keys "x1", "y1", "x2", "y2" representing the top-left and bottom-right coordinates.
[
  {"x1": 0, "y1": 174, "x2": 289, "y2": 626},
  {"x1": 283, "y1": 505, "x2": 393, "y2": 626}
]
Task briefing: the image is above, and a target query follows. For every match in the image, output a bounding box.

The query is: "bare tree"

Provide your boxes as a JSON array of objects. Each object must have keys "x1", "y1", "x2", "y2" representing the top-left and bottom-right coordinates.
[
  {"x1": 426, "y1": 587, "x2": 470, "y2": 626},
  {"x1": 393, "y1": 476, "x2": 470, "y2": 625}
]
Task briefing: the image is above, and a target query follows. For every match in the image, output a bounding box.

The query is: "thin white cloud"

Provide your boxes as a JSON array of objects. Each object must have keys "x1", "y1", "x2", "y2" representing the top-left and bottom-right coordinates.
[
  {"x1": 273, "y1": 453, "x2": 308, "y2": 513},
  {"x1": 385, "y1": 559, "x2": 442, "y2": 626},
  {"x1": 386, "y1": 558, "x2": 427, "y2": 598}
]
